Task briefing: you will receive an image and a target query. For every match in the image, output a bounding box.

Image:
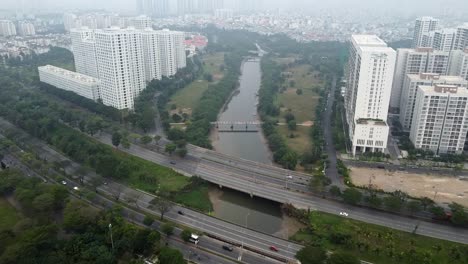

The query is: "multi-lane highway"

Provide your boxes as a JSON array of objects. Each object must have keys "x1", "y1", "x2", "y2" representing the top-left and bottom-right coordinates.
[{"x1": 92, "y1": 133, "x2": 468, "y2": 245}]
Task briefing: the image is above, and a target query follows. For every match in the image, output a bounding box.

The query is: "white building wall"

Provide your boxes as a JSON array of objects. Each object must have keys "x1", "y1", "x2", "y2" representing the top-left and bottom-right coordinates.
[
  {"x1": 345, "y1": 35, "x2": 396, "y2": 155},
  {"x1": 390, "y1": 48, "x2": 450, "y2": 109},
  {"x1": 70, "y1": 28, "x2": 99, "y2": 78},
  {"x1": 400, "y1": 74, "x2": 467, "y2": 131},
  {"x1": 0, "y1": 20, "x2": 17, "y2": 37},
  {"x1": 38, "y1": 65, "x2": 100, "y2": 100},
  {"x1": 410, "y1": 85, "x2": 468, "y2": 154},
  {"x1": 413, "y1": 17, "x2": 439, "y2": 48}
]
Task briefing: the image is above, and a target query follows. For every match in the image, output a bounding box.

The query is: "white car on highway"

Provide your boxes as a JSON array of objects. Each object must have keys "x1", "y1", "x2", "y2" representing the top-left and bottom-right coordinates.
[{"x1": 339, "y1": 212, "x2": 349, "y2": 217}]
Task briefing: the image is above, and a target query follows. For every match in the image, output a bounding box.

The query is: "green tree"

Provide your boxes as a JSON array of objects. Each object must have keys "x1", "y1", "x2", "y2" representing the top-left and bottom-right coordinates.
[
  {"x1": 161, "y1": 223, "x2": 174, "y2": 236},
  {"x1": 296, "y1": 88, "x2": 303, "y2": 95},
  {"x1": 430, "y1": 205, "x2": 447, "y2": 219},
  {"x1": 449, "y1": 203, "x2": 468, "y2": 226},
  {"x1": 288, "y1": 120, "x2": 297, "y2": 130},
  {"x1": 176, "y1": 147, "x2": 188, "y2": 158},
  {"x1": 407, "y1": 200, "x2": 422, "y2": 214},
  {"x1": 342, "y1": 188, "x2": 362, "y2": 205},
  {"x1": 181, "y1": 229, "x2": 192, "y2": 242},
  {"x1": 159, "y1": 247, "x2": 185, "y2": 264},
  {"x1": 280, "y1": 150, "x2": 298, "y2": 170},
  {"x1": 165, "y1": 143, "x2": 177, "y2": 155},
  {"x1": 150, "y1": 196, "x2": 173, "y2": 221},
  {"x1": 329, "y1": 185, "x2": 342, "y2": 197},
  {"x1": 143, "y1": 215, "x2": 154, "y2": 226},
  {"x1": 140, "y1": 135, "x2": 153, "y2": 145},
  {"x1": 111, "y1": 131, "x2": 122, "y2": 148},
  {"x1": 366, "y1": 194, "x2": 382, "y2": 208},
  {"x1": 296, "y1": 245, "x2": 327, "y2": 264},
  {"x1": 327, "y1": 252, "x2": 360, "y2": 264},
  {"x1": 383, "y1": 195, "x2": 404, "y2": 212}
]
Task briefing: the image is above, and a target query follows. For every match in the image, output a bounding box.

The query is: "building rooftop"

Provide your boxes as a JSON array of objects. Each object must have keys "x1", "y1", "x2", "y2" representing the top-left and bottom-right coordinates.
[
  {"x1": 352, "y1": 35, "x2": 387, "y2": 47},
  {"x1": 39, "y1": 65, "x2": 100, "y2": 85},
  {"x1": 419, "y1": 85, "x2": 468, "y2": 96},
  {"x1": 407, "y1": 73, "x2": 466, "y2": 84}
]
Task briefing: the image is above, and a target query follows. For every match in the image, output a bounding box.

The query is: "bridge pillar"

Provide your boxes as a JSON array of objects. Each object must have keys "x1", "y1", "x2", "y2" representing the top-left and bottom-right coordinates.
[
  {"x1": 219, "y1": 184, "x2": 223, "y2": 189},
  {"x1": 250, "y1": 192, "x2": 253, "y2": 198}
]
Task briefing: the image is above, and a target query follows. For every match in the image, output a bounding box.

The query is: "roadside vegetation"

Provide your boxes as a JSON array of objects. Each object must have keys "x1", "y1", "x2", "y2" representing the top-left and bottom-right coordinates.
[
  {"x1": 292, "y1": 210, "x2": 468, "y2": 264},
  {"x1": 168, "y1": 52, "x2": 225, "y2": 118},
  {"x1": 0, "y1": 170, "x2": 183, "y2": 264},
  {"x1": 0, "y1": 48, "x2": 213, "y2": 212}
]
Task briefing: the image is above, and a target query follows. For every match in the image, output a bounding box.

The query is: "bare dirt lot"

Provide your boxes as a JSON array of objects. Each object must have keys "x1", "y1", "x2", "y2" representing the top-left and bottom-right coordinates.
[{"x1": 349, "y1": 166, "x2": 468, "y2": 207}]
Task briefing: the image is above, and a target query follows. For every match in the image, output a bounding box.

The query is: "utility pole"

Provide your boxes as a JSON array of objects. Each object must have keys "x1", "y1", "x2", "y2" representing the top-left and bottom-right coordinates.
[{"x1": 109, "y1": 224, "x2": 114, "y2": 251}]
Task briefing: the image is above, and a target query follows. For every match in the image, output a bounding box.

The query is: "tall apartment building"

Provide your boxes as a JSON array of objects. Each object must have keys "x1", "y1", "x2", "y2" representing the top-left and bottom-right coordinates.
[
  {"x1": 390, "y1": 48, "x2": 450, "y2": 109},
  {"x1": 141, "y1": 28, "x2": 163, "y2": 81},
  {"x1": 454, "y1": 24, "x2": 468, "y2": 51},
  {"x1": 345, "y1": 35, "x2": 396, "y2": 155},
  {"x1": 413, "y1": 17, "x2": 439, "y2": 48},
  {"x1": 17, "y1": 21, "x2": 35, "y2": 36},
  {"x1": 432, "y1": 29, "x2": 457, "y2": 52},
  {"x1": 399, "y1": 74, "x2": 467, "y2": 131},
  {"x1": 128, "y1": 15, "x2": 152, "y2": 30},
  {"x1": 410, "y1": 84, "x2": 468, "y2": 155},
  {"x1": 38, "y1": 65, "x2": 101, "y2": 101},
  {"x1": 63, "y1": 13, "x2": 78, "y2": 31},
  {"x1": 137, "y1": 0, "x2": 170, "y2": 17},
  {"x1": 94, "y1": 28, "x2": 146, "y2": 110},
  {"x1": 0, "y1": 20, "x2": 17, "y2": 37},
  {"x1": 155, "y1": 29, "x2": 186, "y2": 76},
  {"x1": 449, "y1": 49, "x2": 468, "y2": 81},
  {"x1": 70, "y1": 28, "x2": 99, "y2": 78}
]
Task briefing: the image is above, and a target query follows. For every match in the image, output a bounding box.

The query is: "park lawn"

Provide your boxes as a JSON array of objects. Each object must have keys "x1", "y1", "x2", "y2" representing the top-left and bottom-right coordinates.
[
  {"x1": 170, "y1": 80, "x2": 210, "y2": 113},
  {"x1": 286, "y1": 64, "x2": 323, "y2": 91},
  {"x1": 0, "y1": 198, "x2": 21, "y2": 231},
  {"x1": 291, "y1": 211, "x2": 468, "y2": 264},
  {"x1": 174, "y1": 184, "x2": 213, "y2": 213},
  {"x1": 278, "y1": 89, "x2": 321, "y2": 123},
  {"x1": 168, "y1": 52, "x2": 225, "y2": 116},
  {"x1": 277, "y1": 125, "x2": 311, "y2": 154},
  {"x1": 113, "y1": 150, "x2": 190, "y2": 193}
]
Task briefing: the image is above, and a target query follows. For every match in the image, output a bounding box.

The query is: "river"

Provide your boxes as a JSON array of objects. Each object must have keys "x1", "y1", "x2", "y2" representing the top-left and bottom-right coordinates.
[{"x1": 209, "y1": 58, "x2": 300, "y2": 236}]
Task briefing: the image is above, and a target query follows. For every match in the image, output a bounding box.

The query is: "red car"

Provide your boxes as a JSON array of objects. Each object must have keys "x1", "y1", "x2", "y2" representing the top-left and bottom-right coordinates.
[{"x1": 269, "y1": 246, "x2": 279, "y2": 252}]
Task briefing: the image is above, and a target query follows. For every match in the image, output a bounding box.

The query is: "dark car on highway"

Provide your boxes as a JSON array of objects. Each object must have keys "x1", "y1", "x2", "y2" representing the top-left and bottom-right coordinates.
[{"x1": 222, "y1": 245, "x2": 234, "y2": 251}]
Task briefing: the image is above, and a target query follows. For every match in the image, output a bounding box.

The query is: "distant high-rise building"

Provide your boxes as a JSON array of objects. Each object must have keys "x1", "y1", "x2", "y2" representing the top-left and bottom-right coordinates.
[
  {"x1": 449, "y1": 49, "x2": 468, "y2": 81},
  {"x1": 128, "y1": 15, "x2": 152, "y2": 29},
  {"x1": 344, "y1": 35, "x2": 396, "y2": 156},
  {"x1": 63, "y1": 13, "x2": 78, "y2": 31},
  {"x1": 17, "y1": 21, "x2": 35, "y2": 36},
  {"x1": 390, "y1": 48, "x2": 450, "y2": 109},
  {"x1": 154, "y1": 0, "x2": 170, "y2": 17},
  {"x1": 454, "y1": 24, "x2": 468, "y2": 51},
  {"x1": 413, "y1": 17, "x2": 439, "y2": 48},
  {"x1": 432, "y1": 28, "x2": 457, "y2": 52},
  {"x1": 399, "y1": 73, "x2": 467, "y2": 131},
  {"x1": 0, "y1": 20, "x2": 17, "y2": 37},
  {"x1": 70, "y1": 28, "x2": 99, "y2": 78},
  {"x1": 410, "y1": 84, "x2": 468, "y2": 155},
  {"x1": 94, "y1": 28, "x2": 146, "y2": 110},
  {"x1": 214, "y1": 9, "x2": 234, "y2": 19},
  {"x1": 154, "y1": 29, "x2": 186, "y2": 76}
]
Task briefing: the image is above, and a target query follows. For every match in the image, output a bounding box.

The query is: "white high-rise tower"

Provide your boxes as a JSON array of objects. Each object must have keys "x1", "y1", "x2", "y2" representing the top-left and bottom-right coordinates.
[
  {"x1": 413, "y1": 17, "x2": 439, "y2": 48},
  {"x1": 345, "y1": 35, "x2": 396, "y2": 156}
]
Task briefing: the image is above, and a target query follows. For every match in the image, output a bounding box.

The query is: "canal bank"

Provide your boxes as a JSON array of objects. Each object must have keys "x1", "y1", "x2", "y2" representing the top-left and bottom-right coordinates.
[{"x1": 208, "y1": 56, "x2": 304, "y2": 237}]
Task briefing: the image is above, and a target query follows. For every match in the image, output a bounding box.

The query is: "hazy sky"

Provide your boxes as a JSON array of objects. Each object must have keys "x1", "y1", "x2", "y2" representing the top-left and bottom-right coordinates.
[{"x1": 2, "y1": 0, "x2": 467, "y2": 15}]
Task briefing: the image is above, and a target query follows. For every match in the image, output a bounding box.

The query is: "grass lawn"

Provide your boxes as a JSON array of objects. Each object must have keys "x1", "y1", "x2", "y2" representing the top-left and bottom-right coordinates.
[
  {"x1": 0, "y1": 198, "x2": 21, "y2": 231},
  {"x1": 170, "y1": 80, "x2": 210, "y2": 113},
  {"x1": 278, "y1": 89, "x2": 320, "y2": 123},
  {"x1": 174, "y1": 184, "x2": 213, "y2": 213},
  {"x1": 113, "y1": 150, "x2": 190, "y2": 193},
  {"x1": 291, "y1": 211, "x2": 468, "y2": 264},
  {"x1": 277, "y1": 125, "x2": 311, "y2": 154},
  {"x1": 168, "y1": 52, "x2": 225, "y2": 116}
]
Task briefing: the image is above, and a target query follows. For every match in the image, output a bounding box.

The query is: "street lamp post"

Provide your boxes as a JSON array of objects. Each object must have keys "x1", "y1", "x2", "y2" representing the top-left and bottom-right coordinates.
[
  {"x1": 109, "y1": 224, "x2": 114, "y2": 251},
  {"x1": 239, "y1": 211, "x2": 250, "y2": 261}
]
